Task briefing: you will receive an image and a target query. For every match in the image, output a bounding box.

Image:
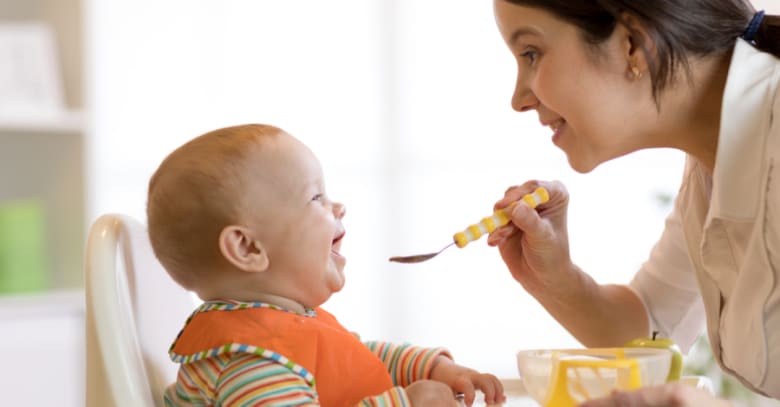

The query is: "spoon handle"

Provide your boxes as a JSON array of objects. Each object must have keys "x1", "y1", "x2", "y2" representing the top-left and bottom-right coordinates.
[{"x1": 452, "y1": 186, "x2": 549, "y2": 248}]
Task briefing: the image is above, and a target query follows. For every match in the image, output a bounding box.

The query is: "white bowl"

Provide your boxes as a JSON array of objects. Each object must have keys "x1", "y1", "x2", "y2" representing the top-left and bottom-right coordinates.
[{"x1": 516, "y1": 347, "x2": 672, "y2": 405}]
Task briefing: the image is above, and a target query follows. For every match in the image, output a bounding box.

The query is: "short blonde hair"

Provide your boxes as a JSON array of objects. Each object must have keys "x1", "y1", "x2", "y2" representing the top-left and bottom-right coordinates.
[{"x1": 147, "y1": 124, "x2": 284, "y2": 290}]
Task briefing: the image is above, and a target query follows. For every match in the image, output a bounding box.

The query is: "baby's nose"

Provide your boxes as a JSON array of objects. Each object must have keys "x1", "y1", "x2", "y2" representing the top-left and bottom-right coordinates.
[{"x1": 332, "y1": 202, "x2": 346, "y2": 219}]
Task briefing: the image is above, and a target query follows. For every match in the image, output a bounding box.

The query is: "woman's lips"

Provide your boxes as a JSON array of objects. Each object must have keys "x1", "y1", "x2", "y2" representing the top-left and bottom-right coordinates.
[{"x1": 550, "y1": 120, "x2": 566, "y2": 146}]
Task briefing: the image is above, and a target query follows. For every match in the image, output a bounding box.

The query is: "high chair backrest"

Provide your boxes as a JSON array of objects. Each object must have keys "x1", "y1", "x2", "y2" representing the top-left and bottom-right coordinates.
[{"x1": 85, "y1": 213, "x2": 197, "y2": 407}]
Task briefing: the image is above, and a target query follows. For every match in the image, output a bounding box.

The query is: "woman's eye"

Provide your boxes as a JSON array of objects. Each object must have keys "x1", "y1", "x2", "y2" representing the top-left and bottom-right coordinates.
[{"x1": 520, "y1": 48, "x2": 538, "y2": 64}]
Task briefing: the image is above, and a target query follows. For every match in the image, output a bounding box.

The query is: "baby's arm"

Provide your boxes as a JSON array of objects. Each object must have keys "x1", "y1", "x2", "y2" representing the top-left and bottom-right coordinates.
[
  {"x1": 363, "y1": 341, "x2": 504, "y2": 406},
  {"x1": 363, "y1": 340, "x2": 451, "y2": 386}
]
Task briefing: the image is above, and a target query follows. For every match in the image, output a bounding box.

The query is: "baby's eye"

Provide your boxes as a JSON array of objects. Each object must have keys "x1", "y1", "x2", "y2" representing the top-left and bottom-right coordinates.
[{"x1": 312, "y1": 193, "x2": 324, "y2": 202}]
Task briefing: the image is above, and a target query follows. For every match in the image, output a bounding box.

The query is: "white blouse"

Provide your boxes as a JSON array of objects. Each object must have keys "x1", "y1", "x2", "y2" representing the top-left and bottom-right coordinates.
[{"x1": 629, "y1": 39, "x2": 780, "y2": 398}]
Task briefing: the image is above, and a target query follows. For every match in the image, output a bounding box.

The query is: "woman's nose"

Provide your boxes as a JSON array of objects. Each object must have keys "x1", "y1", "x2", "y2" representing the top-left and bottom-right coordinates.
[
  {"x1": 332, "y1": 202, "x2": 346, "y2": 219},
  {"x1": 511, "y1": 72, "x2": 538, "y2": 112}
]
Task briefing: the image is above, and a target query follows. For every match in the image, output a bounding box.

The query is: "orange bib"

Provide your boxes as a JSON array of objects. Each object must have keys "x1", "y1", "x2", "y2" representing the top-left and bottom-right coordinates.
[{"x1": 170, "y1": 303, "x2": 393, "y2": 406}]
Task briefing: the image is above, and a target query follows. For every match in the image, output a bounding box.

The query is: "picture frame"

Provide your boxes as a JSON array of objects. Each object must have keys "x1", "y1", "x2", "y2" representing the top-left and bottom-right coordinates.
[{"x1": 0, "y1": 22, "x2": 65, "y2": 116}]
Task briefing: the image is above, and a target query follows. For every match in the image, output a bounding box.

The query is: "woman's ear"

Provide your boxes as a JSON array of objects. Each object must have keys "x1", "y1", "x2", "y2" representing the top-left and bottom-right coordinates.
[
  {"x1": 219, "y1": 225, "x2": 270, "y2": 272},
  {"x1": 618, "y1": 12, "x2": 655, "y2": 79}
]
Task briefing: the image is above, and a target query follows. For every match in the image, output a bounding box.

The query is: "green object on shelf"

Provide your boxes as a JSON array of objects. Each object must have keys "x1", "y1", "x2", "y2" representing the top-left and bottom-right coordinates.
[{"x1": 0, "y1": 200, "x2": 48, "y2": 293}]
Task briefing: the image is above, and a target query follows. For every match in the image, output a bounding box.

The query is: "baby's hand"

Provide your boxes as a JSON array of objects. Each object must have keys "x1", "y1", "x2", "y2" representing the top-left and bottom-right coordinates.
[
  {"x1": 405, "y1": 380, "x2": 460, "y2": 407},
  {"x1": 429, "y1": 356, "x2": 505, "y2": 406}
]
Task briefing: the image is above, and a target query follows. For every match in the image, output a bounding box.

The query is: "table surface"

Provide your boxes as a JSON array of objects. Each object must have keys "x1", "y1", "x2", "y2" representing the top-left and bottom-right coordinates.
[
  {"x1": 468, "y1": 379, "x2": 539, "y2": 407},
  {"x1": 466, "y1": 376, "x2": 717, "y2": 407}
]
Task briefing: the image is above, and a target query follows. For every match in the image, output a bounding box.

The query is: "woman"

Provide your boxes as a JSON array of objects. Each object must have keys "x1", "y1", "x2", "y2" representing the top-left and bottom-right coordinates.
[{"x1": 488, "y1": 1, "x2": 780, "y2": 405}]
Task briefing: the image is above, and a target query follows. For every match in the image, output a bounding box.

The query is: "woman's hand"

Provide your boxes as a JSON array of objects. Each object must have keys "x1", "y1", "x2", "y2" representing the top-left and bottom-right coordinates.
[
  {"x1": 429, "y1": 355, "x2": 505, "y2": 406},
  {"x1": 579, "y1": 383, "x2": 732, "y2": 407},
  {"x1": 487, "y1": 180, "x2": 573, "y2": 294}
]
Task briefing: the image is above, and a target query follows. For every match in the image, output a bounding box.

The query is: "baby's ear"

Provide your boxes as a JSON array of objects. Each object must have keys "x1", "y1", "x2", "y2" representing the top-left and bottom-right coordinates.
[{"x1": 218, "y1": 225, "x2": 270, "y2": 272}]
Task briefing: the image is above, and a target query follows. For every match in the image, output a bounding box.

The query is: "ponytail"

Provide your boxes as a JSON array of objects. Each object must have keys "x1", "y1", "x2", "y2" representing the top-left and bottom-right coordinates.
[{"x1": 752, "y1": 14, "x2": 780, "y2": 58}]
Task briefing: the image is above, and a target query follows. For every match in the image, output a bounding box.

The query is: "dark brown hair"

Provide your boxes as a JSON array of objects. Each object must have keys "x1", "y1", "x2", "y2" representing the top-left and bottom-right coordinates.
[{"x1": 503, "y1": 0, "x2": 780, "y2": 100}]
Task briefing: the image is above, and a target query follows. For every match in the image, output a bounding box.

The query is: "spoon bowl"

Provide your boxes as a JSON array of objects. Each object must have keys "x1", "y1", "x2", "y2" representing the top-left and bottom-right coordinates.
[{"x1": 388, "y1": 243, "x2": 455, "y2": 263}]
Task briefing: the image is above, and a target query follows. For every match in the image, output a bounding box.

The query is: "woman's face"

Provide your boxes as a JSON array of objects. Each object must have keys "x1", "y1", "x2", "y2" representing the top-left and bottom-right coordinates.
[{"x1": 493, "y1": 1, "x2": 655, "y2": 173}]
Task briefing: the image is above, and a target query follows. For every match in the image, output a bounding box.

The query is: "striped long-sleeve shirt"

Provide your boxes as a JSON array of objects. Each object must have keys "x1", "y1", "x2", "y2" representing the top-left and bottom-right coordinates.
[{"x1": 163, "y1": 340, "x2": 449, "y2": 406}]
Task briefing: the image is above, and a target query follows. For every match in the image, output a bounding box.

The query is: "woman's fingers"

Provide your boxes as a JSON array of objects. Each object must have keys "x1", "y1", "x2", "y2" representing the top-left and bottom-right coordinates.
[{"x1": 487, "y1": 224, "x2": 516, "y2": 246}]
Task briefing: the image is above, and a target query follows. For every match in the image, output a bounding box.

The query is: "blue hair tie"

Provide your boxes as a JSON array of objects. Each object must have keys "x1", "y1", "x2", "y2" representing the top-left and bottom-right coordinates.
[{"x1": 742, "y1": 10, "x2": 765, "y2": 42}]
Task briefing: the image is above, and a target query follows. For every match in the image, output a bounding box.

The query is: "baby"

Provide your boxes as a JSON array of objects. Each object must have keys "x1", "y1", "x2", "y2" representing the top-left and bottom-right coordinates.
[{"x1": 147, "y1": 124, "x2": 505, "y2": 406}]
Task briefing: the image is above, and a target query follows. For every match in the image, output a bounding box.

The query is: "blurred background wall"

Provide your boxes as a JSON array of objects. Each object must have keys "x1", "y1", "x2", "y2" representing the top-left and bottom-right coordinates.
[{"x1": 86, "y1": 0, "x2": 683, "y2": 375}]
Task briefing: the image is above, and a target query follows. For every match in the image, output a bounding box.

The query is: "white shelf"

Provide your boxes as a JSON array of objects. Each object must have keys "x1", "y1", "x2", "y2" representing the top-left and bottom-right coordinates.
[
  {"x1": 0, "y1": 2, "x2": 86, "y2": 406},
  {"x1": 0, "y1": 110, "x2": 84, "y2": 133},
  {"x1": 0, "y1": 289, "x2": 84, "y2": 319}
]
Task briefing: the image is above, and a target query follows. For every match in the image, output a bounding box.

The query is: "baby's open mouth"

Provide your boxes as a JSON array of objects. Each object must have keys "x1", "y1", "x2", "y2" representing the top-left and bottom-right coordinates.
[{"x1": 331, "y1": 232, "x2": 345, "y2": 255}]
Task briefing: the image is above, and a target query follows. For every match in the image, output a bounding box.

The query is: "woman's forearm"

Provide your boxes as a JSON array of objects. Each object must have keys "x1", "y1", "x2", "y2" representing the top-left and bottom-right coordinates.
[{"x1": 527, "y1": 265, "x2": 649, "y2": 348}]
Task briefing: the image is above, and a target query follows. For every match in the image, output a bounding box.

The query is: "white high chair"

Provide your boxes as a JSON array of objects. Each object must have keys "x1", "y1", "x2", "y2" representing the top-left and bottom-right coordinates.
[{"x1": 85, "y1": 214, "x2": 197, "y2": 407}]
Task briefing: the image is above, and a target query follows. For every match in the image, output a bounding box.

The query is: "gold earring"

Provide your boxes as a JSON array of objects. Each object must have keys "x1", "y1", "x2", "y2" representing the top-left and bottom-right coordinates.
[{"x1": 631, "y1": 66, "x2": 643, "y2": 80}]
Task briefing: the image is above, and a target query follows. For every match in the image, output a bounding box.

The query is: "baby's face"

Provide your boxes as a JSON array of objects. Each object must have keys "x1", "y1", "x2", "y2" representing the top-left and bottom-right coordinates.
[{"x1": 243, "y1": 134, "x2": 347, "y2": 307}]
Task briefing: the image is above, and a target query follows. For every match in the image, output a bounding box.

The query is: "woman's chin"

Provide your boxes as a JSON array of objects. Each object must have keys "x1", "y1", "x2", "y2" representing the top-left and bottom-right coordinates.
[{"x1": 566, "y1": 154, "x2": 599, "y2": 174}]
